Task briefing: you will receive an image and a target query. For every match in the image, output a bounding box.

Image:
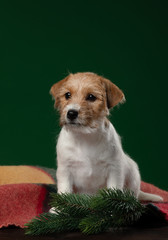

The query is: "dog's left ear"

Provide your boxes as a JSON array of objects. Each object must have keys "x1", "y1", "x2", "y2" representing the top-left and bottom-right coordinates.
[{"x1": 101, "y1": 77, "x2": 125, "y2": 109}]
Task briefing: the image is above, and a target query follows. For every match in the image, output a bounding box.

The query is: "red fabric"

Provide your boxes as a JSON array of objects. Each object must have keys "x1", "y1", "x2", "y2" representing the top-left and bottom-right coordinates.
[
  {"x1": 141, "y1": 181, "x2": 168, "y2": 221},
  {"x1": 0, "y1": 180, "x2": 167, "y2": 229},
  {"x1": 141, "y1": 181, "x2": 168, "y2": 202},
  {"x1": 0, "y1": 183, "x2": 47, "y2": 228}
]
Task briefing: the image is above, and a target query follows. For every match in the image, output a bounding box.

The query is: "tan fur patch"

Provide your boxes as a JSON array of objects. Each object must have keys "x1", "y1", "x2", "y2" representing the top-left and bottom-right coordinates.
[{"x1": 50, "y1": 72, "x2": 125, "y2": 128}]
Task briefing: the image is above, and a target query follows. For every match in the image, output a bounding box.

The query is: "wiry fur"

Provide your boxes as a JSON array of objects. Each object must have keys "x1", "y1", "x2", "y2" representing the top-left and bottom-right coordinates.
[{"x1": 50, "y1": 72, "x2": 163, "y2": 202}]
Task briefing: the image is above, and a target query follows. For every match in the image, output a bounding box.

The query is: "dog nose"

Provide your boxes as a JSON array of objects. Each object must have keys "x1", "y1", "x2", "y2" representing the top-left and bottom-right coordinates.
[{"x1": 67, "y1": 109, "x2": 78, "y2": 121}]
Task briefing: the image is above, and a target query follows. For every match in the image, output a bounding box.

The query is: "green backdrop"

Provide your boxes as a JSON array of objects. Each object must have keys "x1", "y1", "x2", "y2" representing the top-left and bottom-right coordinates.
[{"x1": 0, "y1": 1, "x2": 167, "y2": 190}]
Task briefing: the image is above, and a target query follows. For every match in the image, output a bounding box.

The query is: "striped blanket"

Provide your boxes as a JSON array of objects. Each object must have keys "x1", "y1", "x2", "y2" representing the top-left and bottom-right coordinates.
[{"x1": 0, "y1": 166, "x2": 167, "y2": 228}]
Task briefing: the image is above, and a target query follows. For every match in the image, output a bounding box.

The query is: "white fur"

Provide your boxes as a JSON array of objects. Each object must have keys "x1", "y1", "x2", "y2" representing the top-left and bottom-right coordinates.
[
  {"x1": 51, "y1": 72, "x2": 163, "y2": 202},
  {"x1": 56, "y1": 119, "x2": 163, "y2": 202}
]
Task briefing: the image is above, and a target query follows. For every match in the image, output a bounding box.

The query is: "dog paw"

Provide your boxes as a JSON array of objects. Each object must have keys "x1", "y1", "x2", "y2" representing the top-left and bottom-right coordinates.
[{"x1": 49, "y1": 207, "x2": 57, "y2": 214}]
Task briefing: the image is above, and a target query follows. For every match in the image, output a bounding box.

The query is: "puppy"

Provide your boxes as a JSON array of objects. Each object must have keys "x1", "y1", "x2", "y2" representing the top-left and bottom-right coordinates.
[{"x1": 50, "y1": 72, "x2": 163, "y2": 202}]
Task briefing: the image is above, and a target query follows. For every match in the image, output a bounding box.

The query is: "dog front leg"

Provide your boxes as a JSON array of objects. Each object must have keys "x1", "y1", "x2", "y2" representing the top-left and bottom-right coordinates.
[
  {"x1": 107, "y1": 169, "x2": 124, "y2": 190},
  {"x1": 56, "y1": 167, "x2": 73, "y2": 194},
  {"x1": 49, "y1": 167, "x2": 73, "y2": 214}
]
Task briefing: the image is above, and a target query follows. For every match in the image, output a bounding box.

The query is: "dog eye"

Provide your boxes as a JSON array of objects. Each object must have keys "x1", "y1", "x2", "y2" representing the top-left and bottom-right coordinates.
[
  {"x1": 86, "y1": 94, "x2": 97, "y2": 102},
  {"x1": 65, "y1": 92, "x2": 71, "y2": 100}
]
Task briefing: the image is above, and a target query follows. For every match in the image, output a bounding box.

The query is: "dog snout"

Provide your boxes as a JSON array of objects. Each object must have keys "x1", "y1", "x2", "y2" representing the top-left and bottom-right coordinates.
[{"x1": 67, "y1": 109, "x2": 78, "y2": 121}]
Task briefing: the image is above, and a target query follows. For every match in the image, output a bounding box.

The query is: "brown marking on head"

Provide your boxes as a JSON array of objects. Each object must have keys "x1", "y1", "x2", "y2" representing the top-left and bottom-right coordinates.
[
  {"x1": 50, "y1": 75, "x2": 72, "y2": 109},
  {"x1": 50, "y1": 72, "x2": 125, "y2": 129},
  {"x1": 100, "y1": 77, "x2": 125, "y2": 109}
]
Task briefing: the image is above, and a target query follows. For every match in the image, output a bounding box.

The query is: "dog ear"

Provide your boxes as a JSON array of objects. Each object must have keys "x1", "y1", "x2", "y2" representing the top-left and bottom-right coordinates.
[
  {"x1": 101, "y1": 77, "x2": 125, "y2": 109},
  {"x1": 50, "y1": 76, "x2": 69, "y2": 109}
]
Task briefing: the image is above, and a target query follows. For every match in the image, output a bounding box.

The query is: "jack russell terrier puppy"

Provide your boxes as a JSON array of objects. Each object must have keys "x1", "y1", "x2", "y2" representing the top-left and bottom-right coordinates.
[{"x1": 50, "y1": 72, "x2": 163, "y2": 202}]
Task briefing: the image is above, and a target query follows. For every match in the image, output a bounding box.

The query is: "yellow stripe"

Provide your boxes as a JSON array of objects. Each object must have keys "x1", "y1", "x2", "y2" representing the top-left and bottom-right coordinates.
[{"x1": 0, "y1": 166, "x2": 55, "y2": 185}]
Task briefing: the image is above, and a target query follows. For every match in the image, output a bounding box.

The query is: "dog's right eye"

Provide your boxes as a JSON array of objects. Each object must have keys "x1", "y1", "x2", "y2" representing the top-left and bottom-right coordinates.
[{"x1": 65, "y1": 92, "x2": 71, "y2": 100}]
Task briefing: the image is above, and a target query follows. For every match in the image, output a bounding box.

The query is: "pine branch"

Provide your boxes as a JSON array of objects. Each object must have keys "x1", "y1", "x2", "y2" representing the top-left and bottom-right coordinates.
[
  {"x1": 25, "y1": 212, "x2": 80, "y2": 235},
  {"x1": 91, "y1": 188, "x2": 145, "y2": 223},
  {"x1": 50, "y1": 192, "x2": 93, "y2": 217},
  {"x1": 79, "y1": 188, "x2": 145, "y2": 234},
  {"x1": 25, "y1": 188, "x2": 145, "y2": 235},
  {"x1": 79, "y1": 215, "x2": 111, "y2": 235}
]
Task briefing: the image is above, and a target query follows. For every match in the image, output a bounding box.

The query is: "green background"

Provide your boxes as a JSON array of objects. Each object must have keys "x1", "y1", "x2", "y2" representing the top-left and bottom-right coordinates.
[{"x1": 0, "y1": 1, "x2": 168, "y2": 189}]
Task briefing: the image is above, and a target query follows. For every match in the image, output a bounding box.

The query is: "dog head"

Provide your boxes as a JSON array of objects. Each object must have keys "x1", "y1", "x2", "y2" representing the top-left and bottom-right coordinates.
[{"x1": 50, "y1": 72, "x2": 125, "y2": 133}]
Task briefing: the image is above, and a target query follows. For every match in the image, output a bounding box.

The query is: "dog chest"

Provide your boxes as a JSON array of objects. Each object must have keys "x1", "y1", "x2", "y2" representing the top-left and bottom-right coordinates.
[
  {"x1": 57, "y1": 127, "x2": 115, "y2": 165},
  {"x1": 56, "y1": 127, "x2": 120, "y2": 193}
]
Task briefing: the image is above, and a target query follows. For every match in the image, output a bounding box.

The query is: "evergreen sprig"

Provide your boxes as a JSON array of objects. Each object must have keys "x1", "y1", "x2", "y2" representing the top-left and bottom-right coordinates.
[
  {"x1": 25, "y1": 188, "x2": 145, "y2": 235},
  {"x1": 50, "y1": 192, "x2": 93, "y2": 217}
]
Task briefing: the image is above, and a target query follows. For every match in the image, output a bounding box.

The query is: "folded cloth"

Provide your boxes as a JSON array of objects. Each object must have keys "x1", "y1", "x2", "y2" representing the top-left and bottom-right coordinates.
[
  {"x1": 0, "y1": 166, "x2": 57, "y2": 228},
  {"x1": 0, "y1": 166, "x2": 56, "y2": 185},
  {"x1": 140, "y1": 181, "x2": 168, "y2": 224},
  {"x1": 0, "y1": 166, "x2": 167, "y2": 228},
  {"x1": 141, "y1": 181, "x2": 168, "y2": 202}
]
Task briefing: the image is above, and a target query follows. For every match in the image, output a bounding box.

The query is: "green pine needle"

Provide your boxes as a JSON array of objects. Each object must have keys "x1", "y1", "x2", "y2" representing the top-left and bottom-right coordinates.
[
  {"x1": 79, "y1": 215, "x2": 111, "y2": 235},
  {"x1": 92, "y1": 188, "x2": 145, "y2": 223},
  {"x1": 25, "y1": 212, "x2": 80, "y2": 235},
  {"x1": 25, "y1": 188, "x2": 145, "y2": 235},
  {"x1": 50, "y1": 192, "x2": 93, "y2": 217}
]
